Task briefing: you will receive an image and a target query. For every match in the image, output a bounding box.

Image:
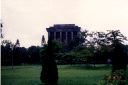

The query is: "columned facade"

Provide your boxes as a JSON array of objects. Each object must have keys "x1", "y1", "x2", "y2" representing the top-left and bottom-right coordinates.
[{"x1": 46, "y1": 24, "x2": 81, "y2": 44}]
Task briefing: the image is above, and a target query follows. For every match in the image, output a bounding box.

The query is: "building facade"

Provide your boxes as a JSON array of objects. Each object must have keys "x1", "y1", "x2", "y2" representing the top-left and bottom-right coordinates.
[{"x1": 46, "y1": 24, "x2": 81, "y2": 44}]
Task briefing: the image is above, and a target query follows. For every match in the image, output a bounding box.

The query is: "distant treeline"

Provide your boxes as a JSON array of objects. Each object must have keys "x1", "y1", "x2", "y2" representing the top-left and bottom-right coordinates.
[
  {"x1": 1, "y1": 44, "x2": 41, "y2": 65},
  {"x1": 1, "y1": 30, "x2": 128, "y2": 65}
]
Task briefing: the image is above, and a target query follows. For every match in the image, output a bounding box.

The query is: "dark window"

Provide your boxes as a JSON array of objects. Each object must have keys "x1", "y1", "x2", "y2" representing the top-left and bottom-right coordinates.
[
  {"x1": 67, "y1": 32, "x2": 71, "y2": 42},
  {"x1": 56, "y1": 32, "x2": 60, "y2": 40},
  {"x1": 50, "y1": 32, "x2": 54, "y2": 40},
  {"x1": 73, "y1": 31, "x2": 78, "y2": 39},
  {"x1": 62, "y1": 32, "x2": 66, "y2": 42}
]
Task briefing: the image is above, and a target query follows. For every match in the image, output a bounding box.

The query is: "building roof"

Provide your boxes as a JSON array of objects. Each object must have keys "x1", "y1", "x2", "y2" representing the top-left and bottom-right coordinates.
[{"x1": 46, "y1": 24, "x2": 81, "y2": 32}]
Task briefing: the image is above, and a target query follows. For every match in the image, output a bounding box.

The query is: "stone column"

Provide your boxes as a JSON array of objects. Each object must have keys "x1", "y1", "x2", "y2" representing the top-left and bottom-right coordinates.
[
  {"x1": 54, "y1": 32, "x2": 56, "y2": 40},
  {"x1": 66, "y1": 32, "x2": 68, "y2": 44},
  {"x1": 60, "y1": 32, "x2": 62, "y2": 42},
  {"x1": 71, "y1": 32, "x2": 73, "y2": 40}
]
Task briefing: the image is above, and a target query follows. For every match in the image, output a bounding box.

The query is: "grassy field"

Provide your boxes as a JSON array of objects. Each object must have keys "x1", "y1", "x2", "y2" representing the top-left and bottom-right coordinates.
[{"x1": 1, "y1": 65, "x2": 111, "y2": 85}]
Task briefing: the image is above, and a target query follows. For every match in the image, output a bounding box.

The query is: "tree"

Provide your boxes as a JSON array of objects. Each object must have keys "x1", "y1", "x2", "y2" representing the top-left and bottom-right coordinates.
[
  {"x1": 88, "y1": 31, "x2": 108, "y2": 48},
  {"x1": 66, "y1": 30, "x2": 88, "y2": 51},
  {"x1": 15, "y1": 39, "x2": 20, "y2": 47},
  {"x1": 111, "y1": 41, "x2": 127, "y2": 72},
  {"x1": 86, "y1": 31, "x2": 109, "y2": 64},
  {"x1": 40, "y1": 40, "x2": 61, "y2": 85},
  {"x1": 80, "y1": 30, "x2": 88, "y2": 45},
  {"x1": 12, "y1": 39, "x2": 21, "y2": 66},
  {"x1": 28, "y1": 46, "x2": 41, "y2": 64},
  {"x1": 1, "y1": 40, "x2": 22, "y2": 66},
  {"x1": 19, "y1": 47, "x2": 28, "y2": 64},
  {"x1": 106, "y1": 30, "x2": 127, "y2": 72},
  {"x1": 106, "y1": 30, "x2": 127, "y2": 44},
  {"x1": 1, "y1": 40, "x2": 13, "y2": 65}
]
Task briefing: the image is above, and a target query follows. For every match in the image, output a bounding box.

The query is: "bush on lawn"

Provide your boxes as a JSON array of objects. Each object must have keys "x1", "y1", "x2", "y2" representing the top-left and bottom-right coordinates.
[
  {"x1": 40, "y1": 39, "x2": 62, "y2": 85},
  {"x1": 98, "y1": 70, "x2": 128, "y2": 85}
]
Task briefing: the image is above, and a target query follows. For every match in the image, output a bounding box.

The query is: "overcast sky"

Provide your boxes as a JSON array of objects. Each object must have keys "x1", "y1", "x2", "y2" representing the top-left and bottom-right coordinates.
[{"x1": 1, "y1": 0, "x2": 128, "y2": 47}]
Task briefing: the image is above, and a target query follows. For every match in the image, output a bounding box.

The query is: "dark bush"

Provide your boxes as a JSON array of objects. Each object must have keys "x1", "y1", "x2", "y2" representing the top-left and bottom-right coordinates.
[
  {"x1": 40, "y1": 40, "x2": 61, "y2": 85},
  {"x1": 111, "y1": 41, "x2": 127, "y2": 72}
]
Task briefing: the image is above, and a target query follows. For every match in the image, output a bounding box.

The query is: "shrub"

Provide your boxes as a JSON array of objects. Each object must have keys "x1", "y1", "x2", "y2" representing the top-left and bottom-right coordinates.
[
  {"x1": 40, "y1": 40, "x2": 60, "y2": 85},
  {"x1": 98, "y1": 70, "x2": 128, "y2": 85}
]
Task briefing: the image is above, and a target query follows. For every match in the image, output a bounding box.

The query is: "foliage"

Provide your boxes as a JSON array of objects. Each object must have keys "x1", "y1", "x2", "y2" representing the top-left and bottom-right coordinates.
[
  {"x1": 1, "y1": 30, "x2": 128, "y2": 66},
  {"x1": 106, "y1": 30, "x2": 128, "y2": 72},
  {"x1": 106, "y1": 30, "x2": 127, "y2": 44},
  {"x1": 90, "y1": 31, "x2": 108, "y2": 47},
  {"x1": 40, "y1": 40, "x2": 61, "y2": 85},
  {"x1": 66, "y1": 30, "x2": 88, "y2": 51},
  {"x1": 111, "y1": 41, "x2": 128, "y2": 72},
  {"x1": 98, "y1": 70, "x2": 128, "y2": 85},
  {"x1": 1, "y1": 40, "x2": 13, "y2": 65},
  {"x1": 59, "y1": 47, "x2": 95, "y2": 65},
  {"x1": 28, "y1": 46, "x2": 41, "y2": 64},
  {"x1": 1, "y1": 40, "x2": 42, "y2": 65}
]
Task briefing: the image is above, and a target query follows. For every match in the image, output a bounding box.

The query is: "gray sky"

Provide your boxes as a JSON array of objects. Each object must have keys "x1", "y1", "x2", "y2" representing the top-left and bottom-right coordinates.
[{"x1": 1, "y1": 0, "x2": 128, "y2": 47}]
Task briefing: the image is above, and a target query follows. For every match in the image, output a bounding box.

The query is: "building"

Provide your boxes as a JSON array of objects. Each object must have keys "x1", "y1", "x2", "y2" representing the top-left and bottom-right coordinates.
[{"x1": 46, "y1": 24, "x2": 81, "y2": 44}]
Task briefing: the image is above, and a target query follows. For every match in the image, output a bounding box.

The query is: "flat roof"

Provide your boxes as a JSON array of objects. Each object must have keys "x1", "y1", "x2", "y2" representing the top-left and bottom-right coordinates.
[{"x1": 46, "y1": 24, "x2": 81, "y2": 32}]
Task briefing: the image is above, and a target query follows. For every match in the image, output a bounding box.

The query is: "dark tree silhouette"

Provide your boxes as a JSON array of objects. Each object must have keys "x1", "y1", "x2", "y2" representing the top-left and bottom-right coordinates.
[
  {"x1": 28, "y1": 46, "x2": 41, "y2": 64},
  {"x1": 13, "y1": 39, "x2": 21, "y2": 65},
  {"x1": 1, "y1": 40, "x2": 13, "y2": 65},
  {"x1": 111, "y1": 41, "x2": 127, "y2": 72},
  {"x1": 19, "y1": 47, "x2": 28, "y2": 64},
  {"x1": 106, "y1": 30, "x2": 127, "y2": 72},
  {"x1": 40, "y1": 40, "x2": 61, "y2": 85},
  {"x1": 106, "y1": 30, "x2": 127, "y2": 44}
]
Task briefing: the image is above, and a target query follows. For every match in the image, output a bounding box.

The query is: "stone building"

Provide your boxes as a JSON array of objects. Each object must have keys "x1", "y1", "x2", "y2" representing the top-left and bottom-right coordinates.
[{"x1": 46, "y1": 24, "x2": 81, "y2": 44}]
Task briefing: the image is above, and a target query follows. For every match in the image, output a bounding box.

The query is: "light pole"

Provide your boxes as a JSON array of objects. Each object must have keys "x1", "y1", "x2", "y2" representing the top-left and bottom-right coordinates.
[
  {"x1": 11, "y1": 39, "x2": 20, "y2": 70},
  {"x1": 11, "y1": 44, "x2": 14, "y2": 70},
  {"x1": 11, "y1": 44, "x2": 16, "y2": 70}
]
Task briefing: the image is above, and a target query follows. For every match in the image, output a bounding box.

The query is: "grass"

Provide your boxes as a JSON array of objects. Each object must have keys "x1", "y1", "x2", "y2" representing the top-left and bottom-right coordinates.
[{"x1": 1, "y1": 65, "x2": 111, "y2": 85}]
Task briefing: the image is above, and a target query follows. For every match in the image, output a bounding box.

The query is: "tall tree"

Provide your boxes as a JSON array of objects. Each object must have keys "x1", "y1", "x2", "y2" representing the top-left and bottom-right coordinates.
[
  {"x1": 41, "y1": 35, "x2": 46, "y2": 46},
  {"x1": 106, "y1": 30, "x2": 127, "y2": 44},
  {"x1": 67, "y1": 30, "x2": 88, "y2": 51},
  {"x1": 111, "y1": 41, "x2": 127, "y2": 72},
  {"x1": 13, "y1": 39, "x2": 21, "y2": 66},
  {"x1": 1, "y1": 40, "x2": 13, "y2": 65},
  {"x1": 40, "y1": 40, "x2": 61, "y2": 85},
  {"x1": 86, "y1": 31, "x2": 108, "y2": 64},
  {"x1": 106, "y1": 30, "x2": 127, "y2": 72}
]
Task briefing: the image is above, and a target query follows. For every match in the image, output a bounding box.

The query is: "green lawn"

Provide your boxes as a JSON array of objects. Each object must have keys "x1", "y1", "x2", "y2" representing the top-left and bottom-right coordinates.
[{"x1": 1, "y1": 65, "x2": 111, "y2": 85}]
